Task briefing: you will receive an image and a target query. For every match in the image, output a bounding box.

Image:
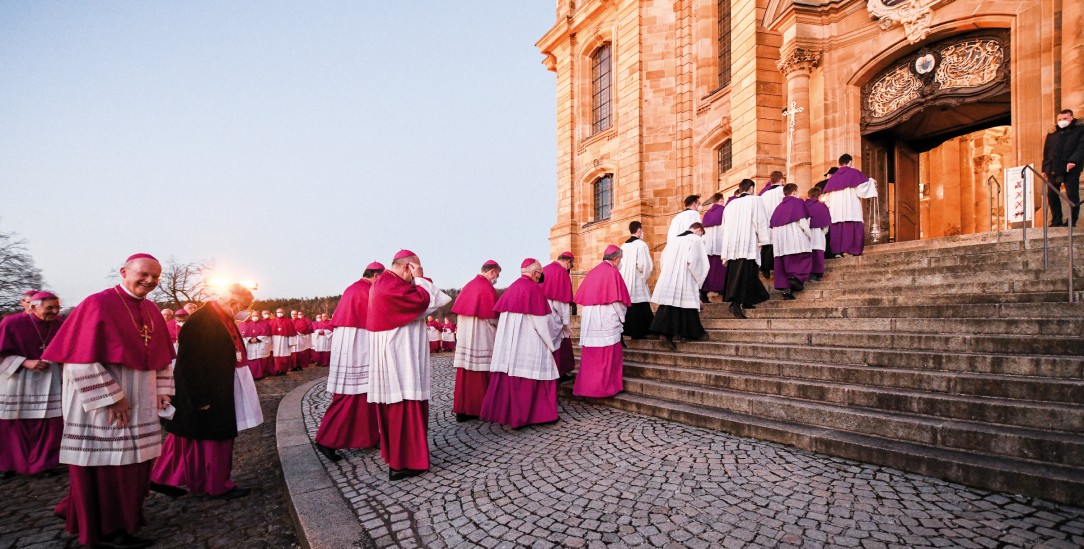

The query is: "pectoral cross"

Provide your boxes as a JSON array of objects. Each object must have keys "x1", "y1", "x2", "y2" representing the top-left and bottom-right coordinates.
[{"x1": 139, "y1": 325, "x2": 152, "y2": 346}]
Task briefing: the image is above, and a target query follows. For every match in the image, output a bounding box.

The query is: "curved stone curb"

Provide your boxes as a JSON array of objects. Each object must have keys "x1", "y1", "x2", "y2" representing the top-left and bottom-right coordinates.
[{"x1": 276, "y1": 378, "x2": 374, "y2": 549}]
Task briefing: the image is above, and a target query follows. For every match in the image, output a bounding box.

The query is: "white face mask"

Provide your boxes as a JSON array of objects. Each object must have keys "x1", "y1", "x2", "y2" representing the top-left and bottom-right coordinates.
[
  {"x1": 276, "y1": 313, "x2": 284, "y2": 317},
  {"x1": 176, "y1": 320, "x2": 185, "y2": 326},
  {"x1": 1058, "y1": 119, "x2": 1071, "y2": 129},
  {"x1": 490, "y1": 278, "x2": 498, "y2": 286}
]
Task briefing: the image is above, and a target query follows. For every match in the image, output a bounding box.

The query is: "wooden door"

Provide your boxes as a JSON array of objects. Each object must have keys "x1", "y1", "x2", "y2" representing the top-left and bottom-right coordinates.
[{"x1": 894, "y1": 142, "x2": 920, "y2": 242}]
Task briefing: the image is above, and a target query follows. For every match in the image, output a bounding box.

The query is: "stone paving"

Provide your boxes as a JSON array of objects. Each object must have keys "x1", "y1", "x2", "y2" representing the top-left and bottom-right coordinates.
[
  {"x1": 302, "y1": 355, "x2": 1084, "y2": 549},
  {"x1": 0, "y1": 366, "x2": 322, "y2": 549}
]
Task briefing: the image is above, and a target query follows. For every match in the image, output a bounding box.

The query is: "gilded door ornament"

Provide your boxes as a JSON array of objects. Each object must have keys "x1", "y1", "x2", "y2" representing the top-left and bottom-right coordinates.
[
  {"x1": 867, "y1": 0, "x2": 945, "y2": 44},
  {"x1": 860, "y1": 30, "x2": 1010, "y2": 133},
  {"x1": 868, "y1": 65, "x2": 922, "y2": 117},
  {"x1": 934, "y1": 39, "x2": 1003, "y2": 88}
]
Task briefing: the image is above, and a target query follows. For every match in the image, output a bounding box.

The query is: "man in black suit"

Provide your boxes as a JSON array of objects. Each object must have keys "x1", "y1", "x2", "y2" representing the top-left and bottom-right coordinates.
[{"x1": 149, "y1": 284, "x2": 254, "y2": 499}]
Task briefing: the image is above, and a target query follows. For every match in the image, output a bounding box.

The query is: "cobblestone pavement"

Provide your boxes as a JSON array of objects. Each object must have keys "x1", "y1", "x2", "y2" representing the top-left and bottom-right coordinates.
[
  {"x1": 302, "y1": 355, "x2": 1084, "y2": 549},
  {"x1": 1, "y1": 366, "x2": 324, "y2": 549}
]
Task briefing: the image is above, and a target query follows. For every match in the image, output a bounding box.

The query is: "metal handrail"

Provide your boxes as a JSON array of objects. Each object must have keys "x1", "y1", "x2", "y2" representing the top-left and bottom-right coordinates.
[
  {"x1": 987, "y1": 175, "x2": 1001, "y2": 244},
  {"x1": 1019, "y1": 165, "x2": 1078, "y2": 303}
]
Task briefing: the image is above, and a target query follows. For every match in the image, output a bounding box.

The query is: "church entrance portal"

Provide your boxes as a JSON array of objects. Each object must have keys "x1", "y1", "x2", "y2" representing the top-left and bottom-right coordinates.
[{"x1": 858, "y1": 30, "x2": 1012, "y2": 242}]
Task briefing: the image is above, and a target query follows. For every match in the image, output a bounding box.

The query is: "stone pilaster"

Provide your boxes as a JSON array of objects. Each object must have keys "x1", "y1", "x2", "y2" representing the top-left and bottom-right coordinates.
[
  {"x1": 778, "y1": 47, "x2": 820, "y2": 190},
  {"x1": 1063, "y1": 0, "x2": 1084, "y2": 113}
]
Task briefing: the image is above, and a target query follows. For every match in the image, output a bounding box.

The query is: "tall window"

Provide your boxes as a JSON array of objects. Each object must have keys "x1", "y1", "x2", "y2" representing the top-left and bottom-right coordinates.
[
  {"x1": 717, "y1": 139, "x2": 733, "y2": 176},
  {"x1": 718, "y1": 0, "x2": 731, "y2": 88},
  {"x1": 593, "y1": 174, "x2": 613, "y2": 220},
  {"x1": 591, "y1": 44, "x2": 613, "y2": 133}
]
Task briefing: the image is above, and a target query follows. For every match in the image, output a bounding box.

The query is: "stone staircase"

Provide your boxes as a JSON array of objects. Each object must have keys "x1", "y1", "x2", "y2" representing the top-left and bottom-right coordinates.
[{"x1": 566, "y1": 228, "x2": 1084, "y2": 506}]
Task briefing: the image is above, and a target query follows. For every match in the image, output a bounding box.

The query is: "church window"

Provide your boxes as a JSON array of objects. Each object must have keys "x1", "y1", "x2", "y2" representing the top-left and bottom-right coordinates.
[
  {"x1": 717, "y1": 139, "x2": 733, "y2": 176},
  {"x1": 593, "y1": 174, "x2": 613, "y2": 220},
  {"x1": 591, "y1": 44, "x2": 613, "y2": 133},
  {"x1": 718, "y1": 0, "x2": 731, "y2": 88}
]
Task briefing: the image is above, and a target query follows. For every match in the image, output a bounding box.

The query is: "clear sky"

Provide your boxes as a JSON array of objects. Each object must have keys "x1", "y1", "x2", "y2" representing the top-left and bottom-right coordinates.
[{"x1": 1, "y1": 1, "x2": 558, "y2": 303}]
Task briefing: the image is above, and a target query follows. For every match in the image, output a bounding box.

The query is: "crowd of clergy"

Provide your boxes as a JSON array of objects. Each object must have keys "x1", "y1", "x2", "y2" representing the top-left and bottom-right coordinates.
[{"x1": 0, "y1": 155, "x2": 874, "y2": 548}]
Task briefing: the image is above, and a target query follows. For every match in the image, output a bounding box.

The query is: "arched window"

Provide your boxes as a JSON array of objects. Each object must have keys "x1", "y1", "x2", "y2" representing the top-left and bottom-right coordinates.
[
  {"x1": 718, "y1": 0, "x2": 731, "y2": 88},
  {"x1": 593, "y1": 174, "x2": 613, "y2": 220},
  {"x1": 717, "y1": 139, "x2": 733, "y2": 177},
  {"x1": 591, "y1": 44, "x2": 613, "y2": 134}
]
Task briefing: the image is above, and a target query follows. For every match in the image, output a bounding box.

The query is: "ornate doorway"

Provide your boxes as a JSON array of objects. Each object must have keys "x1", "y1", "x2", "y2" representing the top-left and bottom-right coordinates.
[{"x1": 860, "y1": 30, "x2": 1011, "y2": 242}]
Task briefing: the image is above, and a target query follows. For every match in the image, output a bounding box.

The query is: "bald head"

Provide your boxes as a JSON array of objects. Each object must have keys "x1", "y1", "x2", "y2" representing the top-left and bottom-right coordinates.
[
  {"x1": 217, "y1": 283, "x2": 254, "y2": 316},
  {"x1": 119, "y1": 257, "x2": 162, "y2": 299}
]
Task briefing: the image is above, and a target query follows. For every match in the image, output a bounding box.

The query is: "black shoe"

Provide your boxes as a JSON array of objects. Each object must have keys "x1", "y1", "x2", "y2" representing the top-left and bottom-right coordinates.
[
  {"x1": 782, "y1": 293, "x2": 796, "y2": 300},
  {"x1": 620, "y1": 339, "x2": 628, "y2": 348},
  {"x1": 315, "y1": 443, "x2": 342, "y2": 462},
  {"x1": 1051, "y1": 219, "x2": 1065, "y2": 227},
  {"x1": 788, "y1": 277, "x2": 804, "y2": 292},
  {"x1": 826, "y1": 254, "x2": 842, "y2": 259},
  {"x1": 729, "y1": 303, "x2": 746, "y2": 319},
  {"x1": 744, "y1": 305, "x2": 756, "y2": 310},
  {"x1": 455, "y1": 413, "x2": 475, "y2": 423},
  {"x1": 665, "y1": 337, "x2": 678, "y2": 350},
  {"x1": 0, "y1": 471, "x2": 14, "y2": 480},
  {"x1": 211, "y1": 486, "x2": 251, "y2": 500},
  {"x1": 389, "y1": 468, "x2": 426, "y2": 481},
  {"x1": 811, "y1": 274, "x2": 823, "y2": 281},
  {"x1": 699, "y1": 291, "x2": 711, "y2": 304},
  {"x1": 557, "y1": 374, "x2": 572, "y2": 385},
  {"x1": 94, "y1": 531, "x2": 153, "y2": 549},
  {"x1": 149, "y1": 482, "x2": 187, "y2": 499}
]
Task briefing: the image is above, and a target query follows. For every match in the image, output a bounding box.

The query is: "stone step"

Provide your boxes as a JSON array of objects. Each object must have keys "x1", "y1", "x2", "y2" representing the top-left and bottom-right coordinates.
[
  {"x1": 743, "y1": 290, "x2": 1074, "y2": 309},
  {"x1": 860, "y1": 228, "x2": 1081, "y2": 256},
  {"x1": 619, "y1": 362, "x2": 1084, "y2": 433},
  {"x1": 698, "y1": 316, "x2": 1084, "y2": 337},
  {"x1": 787, "y1": 278, "x2": 1083, "y2": 302},
  {"x1": 560, "y1": 388, "x2": 1084, "y2": 506},
  {"x1": 616, "y1": 350, "x2": 1084, "y2": 404},
  {"x1": 611, "y1": 370, "x2": 1084, "y2": 467},
  {"x1": 687, "y1": 327, "x2": 1084, "y2": 356},
  {"x1": 617, "y1": 341, "x2": 1084, "y2": 378},
  {"x1": 828, "y1": 250, "x2": 1081, "y2": 276},
  {"x1": 843, "y1": 234, "x2": 1082, "y2": 263},
  {"x1": 801, "y1": 265, "x2": 1083, "y2": 290},
  {"x1": 695, "y1": 301, "x2": 1084, "y2": 320}
]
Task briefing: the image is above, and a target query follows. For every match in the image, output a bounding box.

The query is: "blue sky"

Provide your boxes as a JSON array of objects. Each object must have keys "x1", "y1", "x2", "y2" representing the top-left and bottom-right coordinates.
[{"x1": 1, "y1": 1, "x2": 558, "y2": 302}]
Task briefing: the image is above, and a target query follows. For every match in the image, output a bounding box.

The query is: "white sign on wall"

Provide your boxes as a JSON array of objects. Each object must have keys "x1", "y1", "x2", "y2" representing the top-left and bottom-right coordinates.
[{"x1": 1005, "y1": 165, "x2": 1034, "y2": 224}]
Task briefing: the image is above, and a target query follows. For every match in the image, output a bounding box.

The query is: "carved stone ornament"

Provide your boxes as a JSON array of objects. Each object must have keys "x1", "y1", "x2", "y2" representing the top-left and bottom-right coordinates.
[
  {"x1": 860, "y1": 30, "x2": 1010, "y2": 132},
  {"x1": 777, "y1": 48, "x2": 821, "y2": 76},
  {"x1": 867, "y1": 0, "x2": 945, "y2": 44}
]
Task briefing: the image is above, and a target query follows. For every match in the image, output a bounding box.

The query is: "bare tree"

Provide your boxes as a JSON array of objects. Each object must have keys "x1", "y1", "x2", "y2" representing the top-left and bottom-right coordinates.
[
  {"x1": 0, "y1": 227, "x2": 46, "y2": 313},
  {"x1": 151, "y1": 258, "x2": 214, "y2": 308}
]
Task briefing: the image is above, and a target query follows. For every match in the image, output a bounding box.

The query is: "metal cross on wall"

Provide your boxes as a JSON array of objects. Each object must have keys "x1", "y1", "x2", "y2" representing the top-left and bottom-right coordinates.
[{"x1": 782, "y1": 101, "x2": 804, "y2": 179}]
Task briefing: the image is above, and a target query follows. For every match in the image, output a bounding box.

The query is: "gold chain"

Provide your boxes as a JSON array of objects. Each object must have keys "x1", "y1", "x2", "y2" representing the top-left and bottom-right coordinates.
[{"x1": 113, "y1": 287, "x2": 155, "y2": 346}]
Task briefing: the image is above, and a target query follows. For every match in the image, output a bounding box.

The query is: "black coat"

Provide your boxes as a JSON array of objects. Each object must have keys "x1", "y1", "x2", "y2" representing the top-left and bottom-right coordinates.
[
  {"x1": 1042, "y1": 119, "x2": 1084, "y2": 175},
  {"x1": 164, "y1": 303, "x2": 238, "y2": 440}
]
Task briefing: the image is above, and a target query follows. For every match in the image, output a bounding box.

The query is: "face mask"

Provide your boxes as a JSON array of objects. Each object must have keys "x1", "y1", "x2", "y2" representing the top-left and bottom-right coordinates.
[
  {"x1": 176, "y1": 320, "x2": 185, "y2": 326},
  {"x1": 490, "y1": 278, "x2": 498, "y2": 286},
  {"x1": 537, "y1": 273, "x2": 545, "y2": 284},
  {"x1": 234, "y1": 310, "x2": 251, "y2": 322},
  {"x1": 1058, "y1": 120, "x2": 1071, "y2": 129},
  {"x1": 276, "y1": 313, "x2": 284, "y2": 317}
]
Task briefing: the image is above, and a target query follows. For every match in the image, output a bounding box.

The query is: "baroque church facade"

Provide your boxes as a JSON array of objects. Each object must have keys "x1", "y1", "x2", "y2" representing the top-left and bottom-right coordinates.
[{"x1": 536, "y1": 0, "x2": 1083, "y2": 281}]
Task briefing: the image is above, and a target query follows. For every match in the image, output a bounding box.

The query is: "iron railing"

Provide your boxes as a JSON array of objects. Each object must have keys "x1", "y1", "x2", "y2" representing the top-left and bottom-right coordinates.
[{"x1": 1019, "y1": 165, "x2": 1078, "y2": 303}]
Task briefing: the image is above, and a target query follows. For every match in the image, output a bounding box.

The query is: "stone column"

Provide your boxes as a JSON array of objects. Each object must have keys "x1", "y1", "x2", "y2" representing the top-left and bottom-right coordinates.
[
  {"x1": 1063, "y1": 0, "x2": 1084, "y2": 113},
  {"x1": 778, "y1": 48, "x2": 820, "y2": 190}
]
